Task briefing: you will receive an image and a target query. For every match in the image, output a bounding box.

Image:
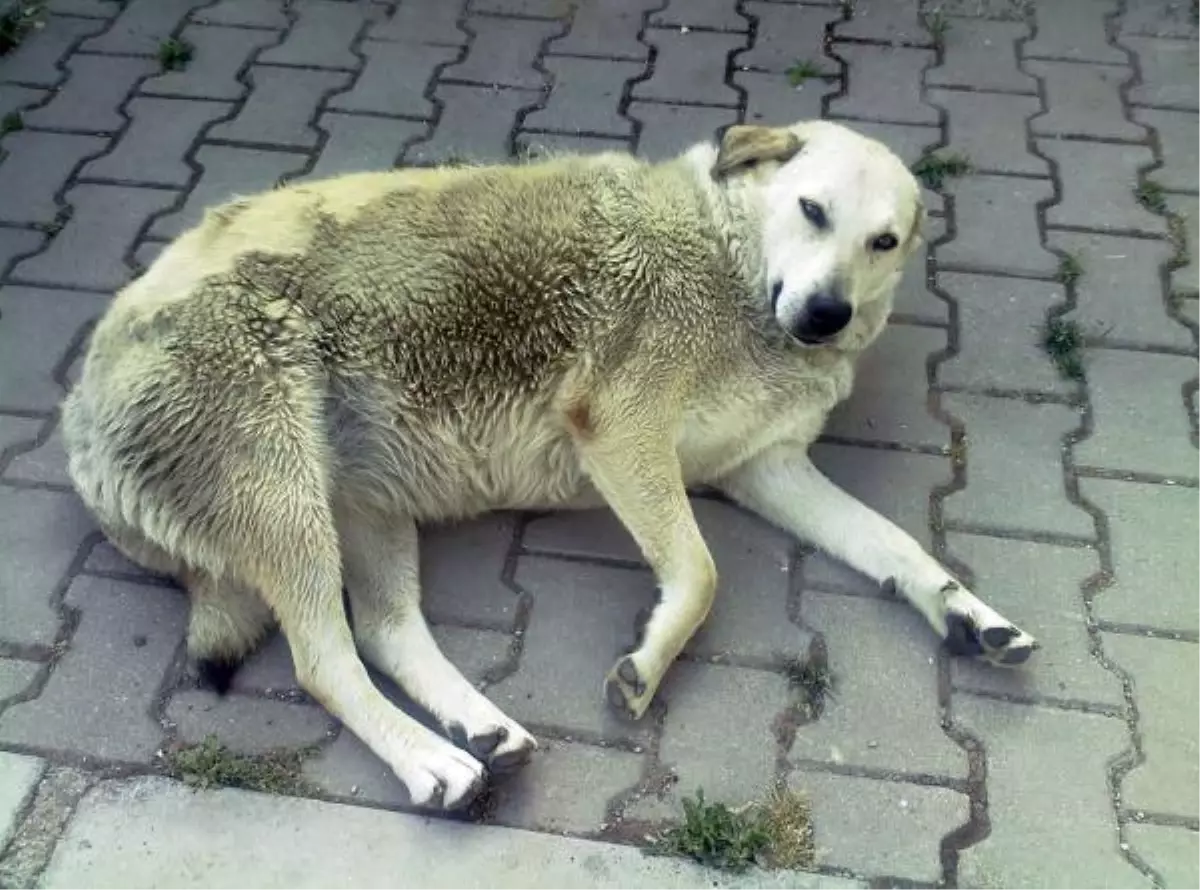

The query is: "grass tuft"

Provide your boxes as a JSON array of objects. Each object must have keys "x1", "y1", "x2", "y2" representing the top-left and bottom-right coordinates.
[
  {"x1": 1, "y1": 110, "x2": 23, "y2": 136},
  {"x1": 1056, "y1": 252, "x2": 1083, "y2": 287},
  {"x1": 158, "y1": 37, "x2": 193, "y2": 72},
  {"x1": 1042, "y1": 317, "x2": 1086, "y2": 381},
  {"x1": 911, "y1": 150, "x2": 971, "y2": 190},
  {"x1": 1135, "y1": 179, "x2": 1167, "y2": 214},
  {"x1": 922, "y1": 8, "x2": 951, "y2": 47},
  {"x1": 163, "y1": 735, "x2": 312, "y2": 796},
  {"x1": 653, "y1": 790, "x2": 771, "y2": 872},
  {"x1": 785, "y1": 58, "x2": 823, "y2": 87},
  {"x1": 783, "y1": 656, "x2": 835, "y2": 717}
]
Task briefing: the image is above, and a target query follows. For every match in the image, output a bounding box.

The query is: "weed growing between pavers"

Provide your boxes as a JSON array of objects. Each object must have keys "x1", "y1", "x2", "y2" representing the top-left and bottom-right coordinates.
[
  {"x1": 1, "y1": 111, "x2": 22, "y2": 136},
  {"x1": 1042, "y1": 317, "x2": 1086, "y2": 382},
  {"x1": 0, "y1": 1, "x2": 43, "y2": 55},
  {"x1": 786, "y1": 59, "x2": 822, "y2": 87},
  {"x1": 1135, "y1": 178, "x2": 1168, "y2": 215},
  {"x1": 911, "y1": 150, "x2": 971, "y2": 190},
  {"x1": 162, "y1": 735, "x2": 313, "y2": 796},
  {"x1": 158, "y1": 37, "x2": 194, "y2": 72},
  {"x1": 1167, "y1": 215, "x2": 1189, "y2": 268},
  {"x1": 783, "y1": 655, "x2": 836, "y2": 719},
  {"x1": 921, "y1": 8, "x2": 951, "y2": 49},
  {"x1": 1056, "y1": 252, "x2": 1083, "y2": 287}
]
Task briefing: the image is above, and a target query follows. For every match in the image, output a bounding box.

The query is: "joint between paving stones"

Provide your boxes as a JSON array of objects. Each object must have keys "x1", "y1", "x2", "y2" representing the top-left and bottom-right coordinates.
[{"x1": 505, "y1": 5, "x2": 572, "y2": 160}]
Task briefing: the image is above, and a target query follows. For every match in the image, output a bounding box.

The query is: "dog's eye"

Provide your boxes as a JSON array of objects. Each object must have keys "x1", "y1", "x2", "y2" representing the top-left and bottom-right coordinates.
[
  {"x1": 871, "y1": 233, "x2": 898, "y2": 252},
  {"x1": 799, "y1": 199, "x2": 827, "y2": 230}
]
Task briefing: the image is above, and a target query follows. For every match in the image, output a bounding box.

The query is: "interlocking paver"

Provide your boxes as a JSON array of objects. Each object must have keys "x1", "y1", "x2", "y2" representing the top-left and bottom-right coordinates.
[
  {"x1": 930, "y1": 90, "x2": 1047, "y2": 176},
  {"x1": 630, "y1": 102, "x2": 736, "y2": 160},
  {"x1": 632, "y1": 28, "x2": 742, "y2": 107},
  {"x1": 208, "y1": 66, "x2": 349, "y2": 148},
  {"x1": 405, "y1": 84, "x2": 533, "y2": 164},
  {"x1": 834, "y1": 0, "x2": 927, "y2": 46},
  {"x1": 46, "y1": 0, "x2": 123, "y2": 17},
  {"x1": 942, "y1": 394, "x2": 1093, "y2": 538},
  {"x1": 257, "y1": 0, "x2": 367, "y2": 70},
  {"x1": 1083, "y1": 478, "x2": 1198, "y2": 634},
  {"x1": 739, "y1": 3, "x2": 840, "y2": 75},
  {"x1": 81, "y1": 97, "x2": 232, "y2": 186},
  {"x1": 936, "y1": 273, "x2": 1069, "y2": 395},
  {"x1": 1166, "y1": 192, "x2": 1198, "y2": 297},
  {"x1": 652, "y1": 0, "x2": 745, "y2": 31},
  {"x1": 1047, "y1": 231, "x2": 1190, "y2": 349},
  {"x1": 0, "y1": 131, "x2": 107, "y2": 225},
  {"x1": 828, "y1": 44, "x2": 937, "y2": 125},
  {"x1": 925, "y1": 19, "x2": 1036, "y2": 93},
  {"x1": 1124, "y1": 37, "x2": 1199, "y2": 111},
  {"x1": 516, "y1": 132, "x2": 631, "y2": 158},
  {"x1": 471, "y1": 0, "x2": 567, "y2": 16},
  {"x1": 303, "y1": 113, "x2": 425, "y2": 182},
  {"x1": 4, "y1": 425, "x2": 70, "y2": 488},
  {"x1": 0, "y1": 287, "x2": 106, "y2": 412},
  {"x1": 1103, "y1": 633, "x2": 1198, "y2": 819},
  {"x1": 788, "y1": 771, "x2": 966, "y2": 884},
  {"x1": 955, "y1": 697, "x2": 1148, "y2": 889},
  {"x1": 524, "y1": 56, "x2": 642, "y2": 136},
  {"x1": 0, "y1": 15, "x2": 106, "y2": 87},
  {"x1": 448, "y1": 16, "x2": 559, "y2": 90},
  {"x1": 192, "y1": 0, "x2": 288, "y2": 30},
  {"x1": 0, "y1": 575, "x2": 185, "y2": 761},
  {"x1": 1120, "y1": 0, "x2": 1200, "y2": 40},
  {"x1": 1028, "y1": 59, "x2": 1144, "y2": 140},
  {"x1": 369, "y1": 0, "x2": 465, "y2": 47},
  {"x1": 1023, "y1": 0, "x2": 1125, "y2": 64},
  {"x1": 420, "y1": 515, "x2": 522, "y2": 630},
  {"x1": 1125, "y1": 824, "x2": 1200, "y2": 889},
  {"x1": 0, "y1": 229, "x2": 44, "y2": 276},
  {"x1": 80, "y1": 0, "x2": 198, "y2": 55},
  {"x1": 939, "y1": 175, "x2": 1057, "y2": 277},
  {"x1": 738, "y1": 70, "x2": 838, "y2": 129},
  {"x1": 22, "y1": 55, "x2": 154, "y2": 133},
  {"x1": 140, "y1": 25, "x2": 277, "y2": 100},
  {"x1": 0, "y1": 659, "x2": 41, "y2": 705},
  {"x1": 13, "y1": 184, "x2": 176, "y2": 290},
  {"x1": 327, "y1": 42, "x2": 457, "y2": 120},
  {"x1": 1134, "y1": 107, "x2": 1200, "y2": 193},
  {"x1": 547, "y1": 0, "x2": 654, "y2": 60},
  {"x1": 1040, "y1": 140, "x2": 1167, "y2": 235},
  {"x1": 0, "y1": 84, "x2": 45, "y2": 120},
  {"x1": 0, "y1": 415, "x2": 43, "y2": 461},
  {"x1": 166, "y1": 690, "x2": 335, "y2": 753},
  {"x1": 0, "y1": 752, "x2": 44, "y2": 851}
]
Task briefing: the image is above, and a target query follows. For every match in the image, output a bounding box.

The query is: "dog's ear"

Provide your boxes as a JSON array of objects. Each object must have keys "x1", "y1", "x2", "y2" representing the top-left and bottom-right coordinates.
[{"x1": 712, "y1": 125, "x2": 803, "y2": 179}]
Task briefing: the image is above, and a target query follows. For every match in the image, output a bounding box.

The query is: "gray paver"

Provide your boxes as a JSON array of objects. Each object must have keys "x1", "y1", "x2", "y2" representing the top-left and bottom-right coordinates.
[
  {"x1": 22, "y1": 55, "x2": 154, "y2": 133},
  {"x1": 449, "y1": 16, "x2": 559, "y2": 90},
  {"x1": 1166, "y1": 192, "x2": 1198, "y2": 297},
  {"x1": 140, "y1": 24, "x2": 277, "y2": 100},
  {"x1": 209, "y1": 66, "x2": 349, "y2": 148},
  {"x1": 166, "y1": 690, "x2": 335, "y2": 753},
  {"x1": 420, "y1": 514, "x2": 522, "y2": 629},
  {"x1": 936, "y1": 272, "x2": 1069, "y2": 394},
  {"x1": 0, "y1": 130, "x2": 108, "y2": 225},
  {"x1": 13, "y1": 184, "x2": 176, "y2": 290},
  {"x1": 955, "y1": 696, "x2": 1148, "y2": 889},
  {"x1": 303, "y1": 112, "x2": 424, "y2": 181},
  {"x1": 257, "y1": 0, "x2": 366, "y2": 69},
  {"x1": 834, "y1": 0, "x2": 927, "y2": 46},
  {"x1": 1134, "y1": 107, "x2": 1200, "y2": 193},
  {"x1": 925, "y1": 19, "x2": 1036, "y2": 93},
  {"x1": 1040, "y1": 140, "x2": 1167, "y2": 235},
  {"x1": 0, "y1": 416, "x2": 43, "y2": 466},
  {"x1": 630, "y1": 102, "x2": 736, "y2": 161},
  {"x1": 327, "y1": 41, "x2": 458, "y2": 120},
  {"x1": 939, "y1": 175, "x2": 1058, "y2": 277},
  {"x1": 0, "y1": 576, "x2": 186, "y2": 761},
  {"x1": 80, "y1": 0, "x2": 197, "y2": 55},
  {"x1": 1126, "y1": 824, "x2": 1200, "y2": 889},
  {"x1": 0, "y1": 752, "x2": 45, "y2": 852},
  {"x1": 369, "y1": 0, "x2": 465, "y2": 47},
  {"x1": 0, "y1": 287, "x2": 106, "y2": 412},
  {"x1": 942, "y1": 394, "x2": 1094, "y2": 538},
  {"x1": 1103, "y1": 633, "x2": 1198, "y2": 818},
  {"x1": 0, "y1": 15, "x2": 106, "y2": 87},
  {"x1": 1082, "y1": 478, "x2": 1198, "y2": 634},
  {"x1": 1023, "y1": 0, "x2": 1126, "y2": 64},
  {"x1": 893, "y1": 216, "x2": 949, "y2": 324},
  {"x1": 0, "y1": 658, "x2": 41, "y2": 705},
  {"x1": 828, "y1": 45, "x2": 937, "y2": 125},
  {"x1": 651, "y1": 0, "x2": 746, "y2": 32},
  {"x1": 789, "y1": 771, "x2": 967, "y2": 884},
  {"x1": 41, "y1": 777, "x2": 861, "y2": 888},
  {"x1": 4, "y1": 425, "x2": 69, "y2": 487},
  {"x1": 406, "y1": 84, "x2": 533, "y2": 164},
  {"x1": 0, "y1": 228, "x2": 44, "y2": 276},
  {"x1": 931, "y1": 90, "x2": 1047, "y2": 176},
  {"x1": 1125, "y1": 36, "x2": 1199, "y2": 111},
  {"x1": 517, "y1": 132, "x2": 632, "y2": 158},
  {"x1": 738, "y1": 70, "x2": 838, "y2": 130},
  {"x1": 1120, "y1": 0, "x2": 1200, "y2": 39},
  {"x1": 739, "y1": 3, "x2": 841, "y2": 75},
  {"x1": 0, "y1": 84, "x2": 45, "y2": 121},
  {"x1": 524, "y1": 56, "x2": 641, "y2": 136},
  {"x1": 192, "y1": 0, "x2": 288, "y2": 30},
  {"x1": 1028, "y1": 60, "x2": 1143, "y2": 141},
  {"x1": 300, "y1": 731, "x2": 409, "y2": 808},
  {"x1": 632, "y1": 29, "x2": 742, "y2": 107},
  {"x1": 45, "y1": 0, "x2": 123, "y2": 17},
  {"x1": 1076, "y1": 350, "x2": 1198, "y2": 480},
  {"x1": 547, "y1": 0, "x2": 654, "y2": 60},
  {"x1": 471, "y1": 0, "x2": 566, "y2": 16}
]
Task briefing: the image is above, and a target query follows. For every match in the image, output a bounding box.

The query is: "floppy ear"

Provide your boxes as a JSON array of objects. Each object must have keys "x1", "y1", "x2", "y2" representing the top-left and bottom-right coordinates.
[
  {"x1": 711, "y1": 125, "x2": 803, "y2": 179},
  {"x1": 903, "y1": 193, "x2": 927, "y2": 253}
]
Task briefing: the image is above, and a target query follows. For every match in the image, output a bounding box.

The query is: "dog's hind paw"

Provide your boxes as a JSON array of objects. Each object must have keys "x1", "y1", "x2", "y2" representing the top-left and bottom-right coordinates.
[
  {"x1": 605, "y1": 655, "x2": 653, "y2": 720},
  {"x1": 944, "y1": 610, "x2": 1040, "y2": 667},
  {"x1": 447, "y1": 721, "x2": 536, "y2": 775}
]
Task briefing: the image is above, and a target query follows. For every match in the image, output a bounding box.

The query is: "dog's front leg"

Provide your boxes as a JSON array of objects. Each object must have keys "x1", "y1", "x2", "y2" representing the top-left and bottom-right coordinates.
[{"x1": 719, "y1": 442, "x2": 1039, "y2": 666}]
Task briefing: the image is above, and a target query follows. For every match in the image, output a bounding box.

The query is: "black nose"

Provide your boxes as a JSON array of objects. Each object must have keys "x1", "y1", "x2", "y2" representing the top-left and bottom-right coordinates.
[{"x1": 793, "y1": 293, "x2": 852, "y2": 342}]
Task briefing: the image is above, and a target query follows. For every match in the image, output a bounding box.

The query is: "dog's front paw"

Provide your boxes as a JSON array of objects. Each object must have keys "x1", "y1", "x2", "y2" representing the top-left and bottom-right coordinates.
[
  {"x1": 448, "y1": 720, "x2": 537, "y2": 775},
  {"x1": 393, "y1": 739, "x2": 487, "y2": 811},
  {"x1": 605, "y1": 655, "x2": 654, "y2": 720},
  {"x1": 944, "y1": 608, "x2": 1040, "y2": 667}
]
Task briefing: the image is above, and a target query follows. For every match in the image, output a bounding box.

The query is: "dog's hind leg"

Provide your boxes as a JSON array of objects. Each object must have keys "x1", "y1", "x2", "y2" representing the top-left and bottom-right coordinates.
[
  {"x1": 183, "y1": 569, "x2": 275, "y2": 693},
  {"x1": 718, "y1": 443, "x2": 1039, "y2": 667},
  {"x1": 335, "y1": 504, "x2": 537, "y2": 773}
]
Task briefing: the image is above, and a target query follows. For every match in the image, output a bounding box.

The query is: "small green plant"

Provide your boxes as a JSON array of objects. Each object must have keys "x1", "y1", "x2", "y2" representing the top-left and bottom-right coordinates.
[
  {"x1": 163, "y1": 735, "x2": 312, "y2": 795},
  {"x1": 1, "y1": 111, "x2": 22, "y2": 136},
  {"x1": 157, "y1": 37, "x2": 193, "y2": 72},
  {"x1": 654, "y1": 790, "x2": 771, "y2": 872},
  {"x1": 1135, "y1": 178, "x2": 1167, "y2": 214},
  {"x1": 1042, "y1": 316, "x2": 1086, "y2": 381},
  {"x1": 783, "y1": 656, "x2": 835, "y2": 716},
  {"x1": 911, "y1": 150, "x2": 971, "y2": 190},
  {"x1": 785, "y1": 58, "x2": 822, "y2": 87},
  {"x1": 922, "y1": 8, "x2": 951, "y2": 47},
  {"x1": 759, "y1": 787, "x2": 816, "y2": 870},
  {"x1": 0, "y1": 2, "x2": 44, "y2": 55},
  {"x1": 1056, "y1": 252, "x2": 1083, "y2": 287}
]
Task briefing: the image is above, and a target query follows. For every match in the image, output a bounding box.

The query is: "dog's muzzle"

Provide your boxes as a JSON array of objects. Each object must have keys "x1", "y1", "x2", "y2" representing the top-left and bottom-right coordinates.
[{"x1": 773, "y1": 279, "x2": 853, "y2": 345}]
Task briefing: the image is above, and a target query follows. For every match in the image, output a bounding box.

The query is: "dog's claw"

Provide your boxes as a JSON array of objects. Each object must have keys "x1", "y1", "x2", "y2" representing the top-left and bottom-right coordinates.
[
  {"x1": 945, "y1": 613, "x2": 1039, "y2": 668},
  {"x1": 605, "y1": 656, "x2": 652, "y2": 720}
]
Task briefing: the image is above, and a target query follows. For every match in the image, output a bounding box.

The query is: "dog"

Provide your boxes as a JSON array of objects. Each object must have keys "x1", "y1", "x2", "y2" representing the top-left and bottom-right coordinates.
[{"x1": 61, "y1": 120, "x2": 1038, "y2": 811}]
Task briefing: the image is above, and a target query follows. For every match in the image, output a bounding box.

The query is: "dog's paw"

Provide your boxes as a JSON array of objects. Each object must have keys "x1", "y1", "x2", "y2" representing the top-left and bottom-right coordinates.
[
  {"x1": 448, "y1": 720, "x2": 537, "y2": 775},
  {"x1": 605, "y1": 655, "x2": 653, "y2": 720},
  {"x1": 395, "y1": 741, "x2": 487, "y2": 811},
  {"x1": 944, "y1": 609, "x2": 1040, "y2": 667}
]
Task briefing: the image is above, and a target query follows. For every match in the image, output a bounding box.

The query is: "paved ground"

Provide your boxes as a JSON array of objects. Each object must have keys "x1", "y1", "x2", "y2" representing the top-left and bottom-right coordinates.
[{"x1": 0, "y1": 0, "x2": 1197, "y2": 886}]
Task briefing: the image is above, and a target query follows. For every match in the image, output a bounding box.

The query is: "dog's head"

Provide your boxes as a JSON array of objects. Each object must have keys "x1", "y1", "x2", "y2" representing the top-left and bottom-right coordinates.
[{"x1": 712, "y1": 121, "x2": 924, "y2": 349}]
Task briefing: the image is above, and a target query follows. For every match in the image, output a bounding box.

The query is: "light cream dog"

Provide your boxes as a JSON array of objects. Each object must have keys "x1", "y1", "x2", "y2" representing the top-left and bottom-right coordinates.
[{"x1": 61, "y1": 120, "x2": 1038, "y2": 810}]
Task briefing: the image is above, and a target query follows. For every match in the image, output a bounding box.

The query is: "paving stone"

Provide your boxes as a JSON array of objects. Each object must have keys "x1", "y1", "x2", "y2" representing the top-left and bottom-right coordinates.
[
  {"x1": 231, "y1": 633, "x2": 295, "y2": 694},
  {"x1": 83, "y1": 540, "x2": 160, "y2": 579},
  {"x1": 303, "y1": 113, "x2": 424, "y2": 181},
  {"x1": 930, "y1": 90, "x2": 1046, "y2": 176},
  {"x1": 4, "y1": 425, "x2": 69, "y2": 487},
  {"x1": 788, "y1": 771, "x2": 966, "y2": 884},
  {"x1": 209, "y1": 66, "x2": 349, "y2": 148},
  {"x1": 828, "y1": 45, "x2": 937, "y2": 125},
  {"x1": 0, "y1": 131, "x2": 107, "y2": 225},
  {"x1": 547, "y1": 0, "x2": 655, "y2": 61},
  {"x1": 448, "y1": 16, "x2": 558, "y2": 90},
  {"x1": 192, "y1": 0, "x2": 287, "y2": 29},
  {"x1": 0, "y1": 415, "x2": 43, "y2": 464},
  {"x1": 166, "y1": 690, "x2": 335, "y2": 753},
  {"x1": 824, "y1": 324, "x2": 946, "y2": 449},
  {"x1": 405, "y1": 84, "x2": 533, "y2": 164},
  {"x1": 0, "y1": 84, "x2": 45, "y2": 121},
  {"x1": 0, "y1": 576, "x2": 187, "y2": 761},
  {"x1": 524, "y1": 56, "x2": 641, "y2": 136},
  {"x1": 1076, "y1": 351, "x2": 1198, "y2": 479},
  {"x1": 947, "y1": 533, "x2": 1122, "y2": 707},
  {"x1": 1120, "y1": 0, "x2": 1200, "y2": 39},
  {"x1": 1134, "y1": 107, "x2": 1199, "y2": 194},
  {"x1": 150, "y1": 144, "x2": 306, "y2": 239},
  {"x1": 834, "y1": 0, "x2": 928, "y2": 46},
  {"x1": 80, "y1": 0, "x2": 198, "y2": 55},
  {"x1": 739, "y1": 2, "x2": 840, "y2": 75},
  {"x1": 1028, "y1": 60, "x2": 1143, "y2": 141},
  {"x1": 81, "y1": 97, "x2": 231, "y2": 187},
  {"x1": 130, "y1": 240, "x2": 166, "y2": 277},
  {"x1": 1104, "y1": 634, "x2": 1197, "y2": 818},
  {"x1": 516, "y1": 132, "x2": 632, "y2": 158},
  {"x1": 327, "y1": 41, "x2": 457, "y2": 120},
  {"x1": 650, "y1": 0, "x2": 745, "y2": 32},
  {"x1": 936, "y1": 272, "x2": 1069, "y2": 395},
  {"x1": 1048, "y1": 231, "x2": 1190, "y2": 350},
  {"x1": 925, "y1": 19, "x2": 1035, "y2": 93},
  {"x1": 791, "y1": 592, "x2": 965, "y2": 777},
  {"x1": 524, "y1": 507, "x2": 639, "y2": 562},
  {"x1": 420, "y1": 514, "x2": 522, "y2": 630},
  {"x1": 1040, "y1": 140, "x2": 1167, "y2": 236},
  {"x1": 301, "y1": 730, "x2": 409, "y2": 807},
  {"x1": 939, "y1": 175, "x2": 1057, "y2": 277},
  {"x1": 0, "y1": 752, "x2": 45, "y2": 851},
  {"x1": 46, "y1": 0, "x2": 124, "y2": 16},
  {"x1": 0, "y1": 228, "x2": 44, "y2": 276},
  {"x1": 0, "y1": 658, "x2": 41, "y2": 704},
  {"x1": 955, "y1": 696, "x2": 1147, "y2": 889},
  {"x1": 1084, "y1": 479, "x2": 1198, "y2": 634},
  {"x1": 632, "y1": 28, "x2": 742, "y2": 107},
  {"x1": 834, "y1": 120, "x2": 943, "y2": 214},
  {"x1": 1166, "y1": 193, "x2": 1198, "y2": 297},
  {"x1": 140, "y1": 24, "x2": 277, "y2": 101},
  {"x1": 489, "y1": 739, "x2": 643, "y2": 833},
  {"x1": 0, "y1": 288, "x2": 106, "y2": 412},
  {"x1": 630, "y1": 102, "x2": 736, "y2": 160},
  {"x1": 472, "y1": 0, "x2": 570, "y2": 15},
  {"x1": 22, "y1": 55, "x2": 154, "y2": 134},
  {"x1": 0, "y1": 15, "x2": 106, "y2": 87},
  {"x1": 13, "y1": 184, "x2": 176, "y2": 291},
  {"x1": 257, "y1": 0, "x2": 366, "y2": 69},
  {"x1": 737, "y1": 69, "x2": 838, "y2": 129},
  {"x1": 1126, "y1": 824, "x2": 1200, "y2": 889},
  {"x1": 942, "y1": 394, "x2": 1093, "y2": 538},
  {"x1": 1178, "y1": 296, "x2": 1200, "y2": 330},
  {"x1": 488, "y1": 558, "x2": 657, "y2": 743},
  {"x1": 1023, "y1": 0, "x2": 1125, "y2": 64},
  {"x1": 1125, "y1": 37, "x2": 1199, "y2": 112},
  {"x1": 369, "y1": 0, "x2": 465, "y2": 46},
  {"x1": 629, "y1": 661, "x2": 790, "y2": 817}
]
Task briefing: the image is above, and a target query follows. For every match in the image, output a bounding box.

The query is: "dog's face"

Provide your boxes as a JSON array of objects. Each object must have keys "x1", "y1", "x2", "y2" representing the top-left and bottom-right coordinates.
[{"x1": 713, "y1": 121, "x2": 924, "y2": 348}]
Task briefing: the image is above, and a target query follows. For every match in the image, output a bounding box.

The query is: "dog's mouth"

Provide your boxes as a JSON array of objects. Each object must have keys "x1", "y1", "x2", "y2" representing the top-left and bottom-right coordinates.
[{"x1": 770, "y1": 279, "x2": 833, "y2": 347}]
